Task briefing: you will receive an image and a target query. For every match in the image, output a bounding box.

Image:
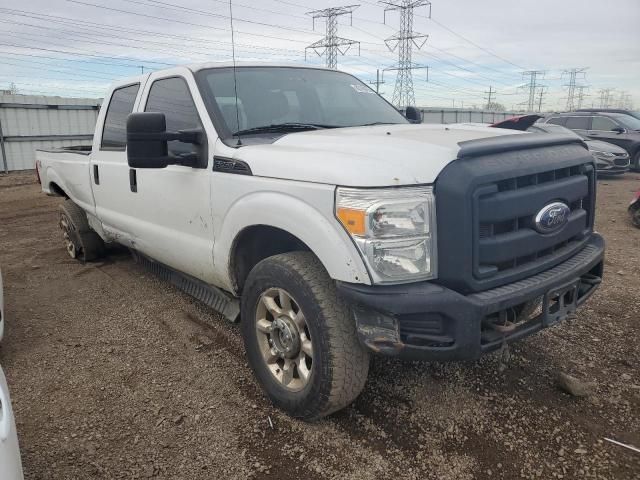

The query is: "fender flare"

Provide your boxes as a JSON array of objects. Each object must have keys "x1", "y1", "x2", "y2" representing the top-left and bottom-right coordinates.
[{"x1": 213, "y1": 191, "x2": 371, "y2": 292}]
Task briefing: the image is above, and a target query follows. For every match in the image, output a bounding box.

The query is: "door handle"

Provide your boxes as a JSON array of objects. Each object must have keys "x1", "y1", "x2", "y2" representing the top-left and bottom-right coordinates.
[
  {"x1": 93, "y1": 164, "x2": 99, "y2": 184},
  {"x1": 129, "y1": 168, "x2": 137, "y2": 193}
]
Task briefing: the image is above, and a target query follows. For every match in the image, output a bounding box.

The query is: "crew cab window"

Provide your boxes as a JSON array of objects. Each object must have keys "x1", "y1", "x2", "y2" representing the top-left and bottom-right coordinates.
[
  {"x1": 145, "y1": 77, "x2": 202, "y2": 156},
  {"x1": 101, "y1": 84, "x2": 140, "y2": 150},
  {"x1": 565, "y1": 116, "x2": 591, "y2": 130},
  {"x1": 546, "y1": 117, "x2": 567, "y2": 126},
  {"x1": 591, "y1": 116, "x2": 618, "y2": 131}
]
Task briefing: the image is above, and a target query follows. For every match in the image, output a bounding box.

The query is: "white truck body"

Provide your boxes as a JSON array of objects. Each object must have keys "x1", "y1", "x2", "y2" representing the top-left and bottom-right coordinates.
[{"x1": 37, "y1": 63, "x2": 604, "y2": 419}]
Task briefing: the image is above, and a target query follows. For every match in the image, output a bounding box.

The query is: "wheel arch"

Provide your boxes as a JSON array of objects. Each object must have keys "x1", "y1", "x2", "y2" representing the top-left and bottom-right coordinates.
[{"x1": 215, "y1": 191, "x2": 371, "y2": 294}]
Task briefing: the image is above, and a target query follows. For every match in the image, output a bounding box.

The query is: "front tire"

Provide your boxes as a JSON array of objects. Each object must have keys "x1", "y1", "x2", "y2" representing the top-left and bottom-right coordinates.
[
  {"x1": 240, "y1": 252, "x2": 369, "y2": 420},
  {"x1": 632, "y1": 151, "x2": 640, "y2": 172},
  {"x1": 59, "y1": 200, "x2": 105, "y2": 262}
]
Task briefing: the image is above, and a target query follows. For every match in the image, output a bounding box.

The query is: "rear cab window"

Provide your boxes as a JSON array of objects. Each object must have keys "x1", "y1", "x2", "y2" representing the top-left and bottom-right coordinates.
[
  {"x1": 100, "y1": 84, "x2": 140, "y2": 150},
  {"x1": 546, "y1": 117, "x2": 567, "y2": 126}
]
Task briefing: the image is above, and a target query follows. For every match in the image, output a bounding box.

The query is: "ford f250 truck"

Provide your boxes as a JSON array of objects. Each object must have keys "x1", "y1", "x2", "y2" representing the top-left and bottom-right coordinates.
[{"x1": 37, "y1": 63, "x2": 604, "y2": 420}]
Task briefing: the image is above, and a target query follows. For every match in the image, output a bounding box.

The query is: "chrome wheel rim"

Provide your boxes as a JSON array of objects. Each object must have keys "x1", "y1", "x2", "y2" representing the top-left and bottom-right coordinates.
[
  {"x1": 256, "y1": 288, "x2": 313, "y2": 391},
  {"x1": 59, "y1": 214, "x2": 77, "y2": 259}
]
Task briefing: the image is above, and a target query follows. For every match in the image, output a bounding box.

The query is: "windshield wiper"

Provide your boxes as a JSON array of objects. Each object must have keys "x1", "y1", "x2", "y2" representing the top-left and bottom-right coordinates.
[
  {"x1": 358, "y1": 121, "x2": 397, "y2": 126},
  {"x1": 232, "y1": 123, "x2": 338, "y2": 136}
]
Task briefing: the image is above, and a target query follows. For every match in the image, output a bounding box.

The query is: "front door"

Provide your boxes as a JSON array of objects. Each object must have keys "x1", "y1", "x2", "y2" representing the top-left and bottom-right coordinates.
[{"x1": 131, "y1": 70, "x2": 216, "y2": 283}]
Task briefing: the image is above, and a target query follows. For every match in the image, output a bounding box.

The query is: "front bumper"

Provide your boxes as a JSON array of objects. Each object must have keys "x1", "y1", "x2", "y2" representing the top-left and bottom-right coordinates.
[{"x1": 337, "y1": 234, "x2": 604, "y2": 361}]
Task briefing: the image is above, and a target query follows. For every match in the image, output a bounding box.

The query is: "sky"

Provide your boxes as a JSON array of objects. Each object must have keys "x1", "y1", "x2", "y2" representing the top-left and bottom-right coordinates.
[{"x1": 0, "y1": 0, "x2": 638, "y2": 111}]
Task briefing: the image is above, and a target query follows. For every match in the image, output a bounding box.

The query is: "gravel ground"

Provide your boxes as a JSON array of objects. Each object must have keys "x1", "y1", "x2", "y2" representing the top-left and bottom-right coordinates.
[{"x1": 0, "y1": 170, "x2": 639, "y2": 480}]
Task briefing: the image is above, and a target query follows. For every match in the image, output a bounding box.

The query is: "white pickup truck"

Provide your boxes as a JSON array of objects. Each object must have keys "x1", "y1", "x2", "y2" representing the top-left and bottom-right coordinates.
[{"x1": 37, "y1": 63, "x2": 604, "y2": 420}]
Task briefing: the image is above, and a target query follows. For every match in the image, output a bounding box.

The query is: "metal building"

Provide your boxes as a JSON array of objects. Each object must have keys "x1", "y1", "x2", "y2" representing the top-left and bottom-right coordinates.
[{"x1": 0, "y1": 94, "x2": 101, "y2": 173}]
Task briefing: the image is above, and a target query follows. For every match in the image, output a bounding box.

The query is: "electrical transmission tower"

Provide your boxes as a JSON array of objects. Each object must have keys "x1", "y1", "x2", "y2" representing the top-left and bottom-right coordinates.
[
  {"x1": 520, "y1": 70, "x2": 545, "y2": 112},
  {"x1": 617, "y1": 91, "x2": 632, "y2": 109},
  {"x1": 306, "y1": 5, "x2": 360, "y2": 70},
  {"x1": 370, "y1": 69, "x2": 385, "y2": 93},
  {"x1": 598, "y1": 88, "x2": 615, "y2": 108},
  {"x1": 575, "y1": 85, "x2": 589, "y2": 109},
  {"x1": 562, "y1": 67, "x2": 588, "y2": 111},
  {"x1": 381, "y1": 0, "x2": 431, "y2": 109}
]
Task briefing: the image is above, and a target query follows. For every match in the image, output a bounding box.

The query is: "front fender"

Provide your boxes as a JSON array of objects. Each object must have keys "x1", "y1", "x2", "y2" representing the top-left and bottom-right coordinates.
[{"x1": 213, "y1": 189, "x2": 371, "y2": 292}]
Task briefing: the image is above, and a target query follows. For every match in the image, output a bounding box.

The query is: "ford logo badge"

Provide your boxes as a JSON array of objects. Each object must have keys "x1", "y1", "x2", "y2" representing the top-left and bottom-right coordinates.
[{"x1": 534, "y1": 202, "x2": 570, "y2": 234}]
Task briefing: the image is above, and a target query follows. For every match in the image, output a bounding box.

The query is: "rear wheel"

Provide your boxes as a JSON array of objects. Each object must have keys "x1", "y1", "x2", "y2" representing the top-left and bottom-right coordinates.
[
  {"x1": 240, "y1": 252, "x2": 369, "y2": 420},
  {"x1": 59, "y1": 200, "x2": 105, "y2": 262}
]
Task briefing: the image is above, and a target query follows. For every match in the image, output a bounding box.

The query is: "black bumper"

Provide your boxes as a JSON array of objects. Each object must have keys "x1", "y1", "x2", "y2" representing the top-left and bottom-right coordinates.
[{"x1": 337, "y1": 234, "x2": 604, "y2": 361}]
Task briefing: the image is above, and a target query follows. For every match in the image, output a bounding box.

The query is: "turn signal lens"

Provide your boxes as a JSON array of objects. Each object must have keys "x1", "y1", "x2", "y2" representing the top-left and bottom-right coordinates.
[{"x1": 337, "y1": 207, "x2": 366, "y2": 236}]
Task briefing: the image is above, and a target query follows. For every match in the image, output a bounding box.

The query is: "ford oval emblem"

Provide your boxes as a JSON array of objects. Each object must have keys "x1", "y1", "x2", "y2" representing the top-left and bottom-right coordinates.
[{"x1": 534, "y1": 202, "x2": 570, "y2": 234}]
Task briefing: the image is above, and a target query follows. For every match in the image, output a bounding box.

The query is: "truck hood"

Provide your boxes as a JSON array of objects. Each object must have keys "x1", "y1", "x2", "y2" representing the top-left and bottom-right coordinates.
[{"x1": 230, "y1": 123, "x2": 522, "y2": 186}]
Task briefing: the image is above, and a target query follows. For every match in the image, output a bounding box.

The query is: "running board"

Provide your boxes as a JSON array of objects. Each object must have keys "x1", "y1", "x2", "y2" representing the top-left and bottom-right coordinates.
[{"x1": 132, "y1": 251, "x2": 240, "y2": 322}]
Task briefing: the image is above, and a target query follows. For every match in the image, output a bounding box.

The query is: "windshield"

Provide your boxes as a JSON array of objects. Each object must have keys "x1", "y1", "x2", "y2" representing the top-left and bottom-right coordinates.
[
  {"x1": 196, "y1": 67, "x2": 407, "y2": 140},
  {"x1": 611, "y1": 114, "x2": 640, "y2": 130}
]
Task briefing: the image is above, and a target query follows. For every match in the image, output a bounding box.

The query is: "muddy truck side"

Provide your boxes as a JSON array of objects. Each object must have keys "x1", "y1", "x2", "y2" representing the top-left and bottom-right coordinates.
[{"x1": 37, "y1": 63, "x2": 604, "y2": 420}]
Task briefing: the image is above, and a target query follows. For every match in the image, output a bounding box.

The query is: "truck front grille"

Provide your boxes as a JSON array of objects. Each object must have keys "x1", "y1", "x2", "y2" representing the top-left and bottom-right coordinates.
[
  {"x1": 434, "y1": 138, "x2": 596, "y2": 294},
  {"x1": 476, "y1": 165, "x2": 593, "y2": 276}
]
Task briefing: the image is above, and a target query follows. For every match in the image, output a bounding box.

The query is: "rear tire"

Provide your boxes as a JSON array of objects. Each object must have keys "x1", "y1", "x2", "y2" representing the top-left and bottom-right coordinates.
[
  {"x1": 59, "y1": 200, "x2": 105, "y2": 262},
  {"x1": 630, "y1": 206, "x2": 640, "y2": 229},
  {"x1": 240, "y1": 252, "x2": 369, "y2": 421}
]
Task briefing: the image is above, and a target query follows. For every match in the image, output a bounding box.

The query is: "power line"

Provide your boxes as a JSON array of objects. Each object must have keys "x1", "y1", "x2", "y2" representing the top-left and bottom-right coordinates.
[
  {"x1": 381, "y1": 0, "x2": 431, "y2": 109},
  {"x1": 305, "y1": 5, "x2": 360, "y2": 69}
]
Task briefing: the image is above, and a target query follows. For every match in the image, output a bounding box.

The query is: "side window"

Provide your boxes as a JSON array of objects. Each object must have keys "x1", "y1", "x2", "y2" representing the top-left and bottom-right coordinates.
[
  {"x1": 145, "y1": 77, "x2": 202, "y2": 156},
  {"x1": 591, "y1": 116, "x2": 618, "y2": 131},
  {"x1": 547, "y1": 116, "x2": 567, "y2": 126},
  {"x1": 100, "y1": 84, "x2": 140, "y2": 150},
  {"x1": 565, "y1": 116, "x2": 591, "y2": 130}
]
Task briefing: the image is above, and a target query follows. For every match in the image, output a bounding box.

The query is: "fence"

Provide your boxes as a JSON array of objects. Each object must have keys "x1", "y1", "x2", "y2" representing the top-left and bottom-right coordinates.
[
  {"x1": 0, "y1": 94, "x2": 101, "y2": 173},
  {"x1": 418, "y1": 108, "x2": 531, "y2": 125}
]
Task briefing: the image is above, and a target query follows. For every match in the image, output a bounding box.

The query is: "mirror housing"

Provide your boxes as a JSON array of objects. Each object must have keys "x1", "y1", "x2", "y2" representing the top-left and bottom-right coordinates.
[
  {"x1": 611, "y1": 126, "x2": 625, "y2": 134},
  {"x1": 126, "y1": 112, "x2": 204, "y2": 169},
  {"x1": 405, "y1": 106, "x2": 423, "y2": 124}
]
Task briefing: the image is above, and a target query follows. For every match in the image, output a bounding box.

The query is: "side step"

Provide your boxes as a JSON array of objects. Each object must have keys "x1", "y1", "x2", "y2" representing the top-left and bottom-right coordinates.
[{"x1": 132, "y1": 251, "x2": 240, "y2": 322}]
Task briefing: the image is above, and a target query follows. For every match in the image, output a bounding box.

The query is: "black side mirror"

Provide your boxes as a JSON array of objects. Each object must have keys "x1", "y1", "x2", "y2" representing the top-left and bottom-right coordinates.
[
  {"x1": 405, "y1": 106, "x2": 423, "y2": 124},
  {"x1": 126, "y1": 112, "x2": 204, "y2": 169},
  {"x1": 611, "y1": 126, "x2": 625, "y2": 134}
]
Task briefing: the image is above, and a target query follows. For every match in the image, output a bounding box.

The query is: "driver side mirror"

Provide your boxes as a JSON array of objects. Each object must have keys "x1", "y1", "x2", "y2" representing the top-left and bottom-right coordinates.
[
  {"x1": 611, "y1": 126, "x2": 625, "y2": 134},
  {"x1": 126, "y1": 112, "x2": 204, "y2": 168},
  {"x1": 405, "y1": 106, "x2": 423, "y2": 124}
]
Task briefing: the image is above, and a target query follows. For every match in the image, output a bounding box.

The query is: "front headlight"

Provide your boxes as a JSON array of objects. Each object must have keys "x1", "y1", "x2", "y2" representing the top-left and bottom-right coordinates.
[
  {"x1": 336, "y1": 186, "x2": 436, "y2": 284},
  {"x1": 591, "y1": 150, "x2": 615, "y2": 160}
]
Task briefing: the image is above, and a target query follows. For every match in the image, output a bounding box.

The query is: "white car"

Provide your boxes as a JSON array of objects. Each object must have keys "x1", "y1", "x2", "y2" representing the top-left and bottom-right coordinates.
[
  {"x1": 37, "y1": 63, "x2": 604, "y2": 420},
  {"x1": 0, "y1": 269, "x2": 25, "y2": 480}
]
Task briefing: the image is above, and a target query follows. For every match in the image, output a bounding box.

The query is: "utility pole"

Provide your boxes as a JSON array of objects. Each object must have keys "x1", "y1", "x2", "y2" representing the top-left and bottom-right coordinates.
[
  {"x1": 484, "y1": 85, "x2": 496, "y2": 110},
  {"x1": 369, "y1": 69, "x2": 385, "y2": 93},
  {"x1": 306, "y1": 5, "x2": 360, "y2": 70},
  {"x1": 381, "y1": 0, "x2": 431, "y2": 110},
  {"x1": 537, "y1": 86, "x2": 548, "y2": 113},
  {"x1": 575, "y1": 85, "x2": 589, "y2": 110},
  {"x1": 562, "y1": 67, "x2": 588, "y2": 111},
  {"x1": 520, "y1": 70, "x2": 545, "y2": 112}
]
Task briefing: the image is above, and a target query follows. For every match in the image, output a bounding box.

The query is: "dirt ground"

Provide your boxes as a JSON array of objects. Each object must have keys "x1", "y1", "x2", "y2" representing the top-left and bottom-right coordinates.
[{"x1": 0, "y1": 170, "x2": 639, "y2": 480}]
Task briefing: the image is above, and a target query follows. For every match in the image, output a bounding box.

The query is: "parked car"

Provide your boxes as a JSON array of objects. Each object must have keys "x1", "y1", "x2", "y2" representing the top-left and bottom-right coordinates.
[
  {"x1": 36, "y1": 63, "x2": 604, "y2": 420},
  {"x1": 492, "y1": 115, "x2": 630, "y2": 175},
  {"x1": 629, "y1": 190, "x2": 640, "y2": 228},
  {"x1": 0, "y1": 268, "x2": 25, "y2": 480},
  {"x1": 576, "y1": 108, "x2": 640, "y2": 121},
  {"x1": 542, "y1": 112, "x2": 640, "y2": 170}
]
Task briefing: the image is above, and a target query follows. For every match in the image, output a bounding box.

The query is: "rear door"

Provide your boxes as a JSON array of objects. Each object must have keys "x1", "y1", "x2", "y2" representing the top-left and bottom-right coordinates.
[
  {"x1": 129, "y1": 69, "x2": 216, "y2": 283},
  {"x1": 564, "y1": 116, "x2": 591, "y2": 138},
  {"x1": 90, "y1": 81, "x2": 144, "y2": 246}
]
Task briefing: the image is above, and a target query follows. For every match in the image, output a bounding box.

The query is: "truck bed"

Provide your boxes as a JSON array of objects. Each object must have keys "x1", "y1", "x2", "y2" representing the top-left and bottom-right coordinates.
[{"x1": 36, "y1": 147, "x2": 95, "y2": 213}]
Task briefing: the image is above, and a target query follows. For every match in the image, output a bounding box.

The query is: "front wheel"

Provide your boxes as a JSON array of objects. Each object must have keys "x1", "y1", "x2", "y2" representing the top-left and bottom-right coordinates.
[
  {"x1": 632, "y1": 151, "x2": 640, "y2": 172},
  {"x1": 240, "y1": 252, "x2": 369, "y2": 420}
]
